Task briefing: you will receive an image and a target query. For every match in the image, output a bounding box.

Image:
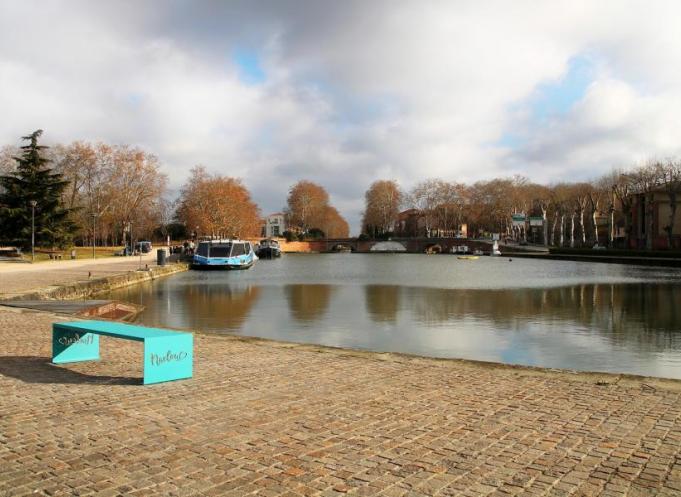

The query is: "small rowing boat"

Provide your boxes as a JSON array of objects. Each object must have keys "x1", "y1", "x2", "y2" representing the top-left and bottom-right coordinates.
[{"x1": 457, "y1": 255, "x2": 479, "y2": 260}]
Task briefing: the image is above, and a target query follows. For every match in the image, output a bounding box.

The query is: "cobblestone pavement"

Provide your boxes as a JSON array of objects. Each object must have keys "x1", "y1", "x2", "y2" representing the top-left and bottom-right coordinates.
[
  {"x1": 0, "y1": 252, "x2": 160, "y2": 298},
  {"x1": 1, "y1": 306, "x2": 680, "y2": 497}
]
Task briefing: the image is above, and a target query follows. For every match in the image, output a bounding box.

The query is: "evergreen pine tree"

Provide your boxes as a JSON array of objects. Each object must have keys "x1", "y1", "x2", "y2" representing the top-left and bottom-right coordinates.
[{"x1": 0, "y1": 130, "x2": 76, "y2": 248}]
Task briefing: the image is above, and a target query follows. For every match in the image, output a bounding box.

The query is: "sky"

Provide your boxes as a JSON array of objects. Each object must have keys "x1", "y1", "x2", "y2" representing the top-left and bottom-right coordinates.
[{"x1": 2, "y1": 0, "x2": 681, "y2": 233}]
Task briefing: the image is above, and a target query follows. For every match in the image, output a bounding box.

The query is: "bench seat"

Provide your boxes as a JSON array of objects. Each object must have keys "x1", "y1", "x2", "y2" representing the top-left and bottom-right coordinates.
[{"x1": 52, "y1": 321, "x2": 193, "y2": 384}]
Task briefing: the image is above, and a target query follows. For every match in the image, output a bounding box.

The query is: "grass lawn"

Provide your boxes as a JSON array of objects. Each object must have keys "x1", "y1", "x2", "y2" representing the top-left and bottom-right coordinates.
[{"x1": 20, "y1": 246, "x2": 125, "y2": 262}]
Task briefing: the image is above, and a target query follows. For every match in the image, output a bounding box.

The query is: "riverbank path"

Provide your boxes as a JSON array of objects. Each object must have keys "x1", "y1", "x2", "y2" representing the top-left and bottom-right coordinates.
[{"x1": 0, "y1": 250, "x2": 162, "y2": 299}]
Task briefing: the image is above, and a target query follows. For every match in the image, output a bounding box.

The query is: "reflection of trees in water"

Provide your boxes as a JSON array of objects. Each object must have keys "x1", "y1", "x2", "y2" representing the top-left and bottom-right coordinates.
[
  {"x1": 403, "y1": 283, "x2": 680, "y2": 346},
  {"x1": 176, "y1": 284, "x2": 261, "y2": 330},
  {"x1": 364, "y1": 285, "x2": 401, "y2": 323},
  {"x1": 285, "y1": 285, "x2": 333, "y2": 322}
]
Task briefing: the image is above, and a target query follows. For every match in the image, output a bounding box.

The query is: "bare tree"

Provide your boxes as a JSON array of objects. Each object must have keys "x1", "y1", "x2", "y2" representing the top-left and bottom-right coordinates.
[
  {"x1": 362, "y1": 180, "x2": 401, "y2": 236},
  {"x1": 587, "y1": 179, "x2": 609, "y2": 246},
  {"x1": 286, "y1": 180, "x2": 329, "y2": 234},
  {"x1": 409, "y1": 179, "x2": 444, "y2": 236},
  {"x1": 570, "y1": 183, "x2": 591, "y2": 247}
]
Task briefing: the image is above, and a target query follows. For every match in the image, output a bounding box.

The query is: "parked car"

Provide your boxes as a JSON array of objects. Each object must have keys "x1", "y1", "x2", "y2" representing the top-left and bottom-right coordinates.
[{"x1": 136, "y1": 241, "x2": 153, "y2": 254}]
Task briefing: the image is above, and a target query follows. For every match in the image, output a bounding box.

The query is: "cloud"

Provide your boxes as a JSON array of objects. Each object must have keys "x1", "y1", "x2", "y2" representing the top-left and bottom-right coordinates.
[{"x1": 2, "y1": 0, "x2": 681, "y2": 232}]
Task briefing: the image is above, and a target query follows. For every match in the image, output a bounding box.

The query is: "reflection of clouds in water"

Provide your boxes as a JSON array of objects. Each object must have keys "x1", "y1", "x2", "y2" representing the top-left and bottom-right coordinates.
[{"x1": 107, "y1": 263, "x2": 681, "y2": 378}]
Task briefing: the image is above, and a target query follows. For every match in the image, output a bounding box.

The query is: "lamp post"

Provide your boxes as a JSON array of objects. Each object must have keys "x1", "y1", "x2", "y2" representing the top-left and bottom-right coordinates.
[
  {"x1": 29, "y1": 200, "x2": 37, "y2": 262},
  {"x1": 609, "y1": 185, "x2": 616, "y2": 248},
  {"x1": 92, "y1": 212, "x2": 97, "y2": 259}
]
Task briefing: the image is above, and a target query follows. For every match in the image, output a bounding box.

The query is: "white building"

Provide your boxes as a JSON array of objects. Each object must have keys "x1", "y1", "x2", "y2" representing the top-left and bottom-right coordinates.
[{"x1": 262, "y1": 212, "x2": 286, "y2": 238}]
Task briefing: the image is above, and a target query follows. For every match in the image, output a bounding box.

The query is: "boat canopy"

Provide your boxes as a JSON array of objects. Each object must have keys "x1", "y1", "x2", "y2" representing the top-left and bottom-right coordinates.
[{"x1": 197, "y1": 240, "x2": 252, "y2": 258}]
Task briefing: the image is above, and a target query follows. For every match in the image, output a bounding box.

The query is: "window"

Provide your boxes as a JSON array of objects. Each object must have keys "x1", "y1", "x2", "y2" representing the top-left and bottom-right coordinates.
[
  {"x1": 273, "y1": 226, "x2": 280, "y2": 236},
  {"x1": 231, "y1": 243, "x2": 246, "y2": 257},
  {"x1": 197, "y1": 242, "x2": 209, "y2": 257},
  {"x1": 209, "y1": 244, "x2": 231, "y2": 258}
]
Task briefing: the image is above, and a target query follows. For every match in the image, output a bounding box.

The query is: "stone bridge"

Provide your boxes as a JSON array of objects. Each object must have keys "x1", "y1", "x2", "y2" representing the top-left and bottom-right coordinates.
[{"x1": 278, "y1": 238, "x2": 494, "y2": 254}]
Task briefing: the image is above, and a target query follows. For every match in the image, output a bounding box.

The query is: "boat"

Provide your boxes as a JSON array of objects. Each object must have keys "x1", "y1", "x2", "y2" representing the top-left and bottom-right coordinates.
[
  {"x1": 192, "y1": 239, "x2": 257, "y2": 269},
  {"x1": 425, "y1": 244, "x2": 442, "y2": 254},
  {"x1": 331, "y1": 243, "x2": 352, "y2": 253},
  {"x1": 457, "y1": 255, "x2": 479, "y2": 260},
  {"x1": 256, "y1": 239, "x2": 281, "y2": 258}
]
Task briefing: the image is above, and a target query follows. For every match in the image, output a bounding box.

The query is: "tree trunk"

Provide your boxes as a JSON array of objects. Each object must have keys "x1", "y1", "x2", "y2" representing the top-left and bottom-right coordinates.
[
  {"x1": 560, "y1": 215, "x2": 565, "y2": 247},
  {"x1": 542, "y1": 208, "x2": 548, "y2": 246},
  {"x1": 579, "y1": 210, "x2": 586, "y2": 246},
  {"x1": 592, "y1": 210, "x2": 599, "y2": 246},
  {"x1": 551, "y1": 212, "x2": 559, "y2": 246},
  {"x1": 570, "y1": 214, "x2": 575, "y2": 248}
]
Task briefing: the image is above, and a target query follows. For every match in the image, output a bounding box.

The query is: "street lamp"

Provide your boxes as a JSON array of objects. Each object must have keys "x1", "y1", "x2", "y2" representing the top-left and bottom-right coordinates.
[
  {"x1": 91, "y1": 211, "x2": 97, "y2": 259},
  {"x1": 129, "y1": 221, "x2": 134, "y2": 257},
  {"x1": 29, "y1": 200, "x2": 37, "y2": 262},
  {"x1": 609, "y1": 185, "x2": 616, "y2": 248}
]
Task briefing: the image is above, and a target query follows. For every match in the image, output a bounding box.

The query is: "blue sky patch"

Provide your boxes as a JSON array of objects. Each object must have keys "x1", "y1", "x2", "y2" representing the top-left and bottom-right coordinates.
[
  {"x1": 126, "y1": 93, "x2": 145, "y2": 106},
  {"x1": 496, "y1": 132, "x2": 523, "y2": 149},
  {"x1": 494, "y1": 54, "x2": 596, "y2": 150},
  {"x1": 233, "y1": 48, "x2": 266, "y2": 85},
  {"x1": 530, "y1": 54, "x2": 595, "y2": 120}
]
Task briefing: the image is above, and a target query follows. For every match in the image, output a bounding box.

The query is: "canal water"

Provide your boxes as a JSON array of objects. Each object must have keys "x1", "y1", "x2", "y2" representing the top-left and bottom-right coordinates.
[{"x1": 106, "y1": 254, "x2": 681, "y2": 378}]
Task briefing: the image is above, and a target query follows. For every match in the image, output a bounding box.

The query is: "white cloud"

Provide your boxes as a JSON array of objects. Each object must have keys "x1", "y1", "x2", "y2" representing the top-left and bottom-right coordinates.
[{"x1": 2, "y1": 0, "x2": 681, "y2": 232}]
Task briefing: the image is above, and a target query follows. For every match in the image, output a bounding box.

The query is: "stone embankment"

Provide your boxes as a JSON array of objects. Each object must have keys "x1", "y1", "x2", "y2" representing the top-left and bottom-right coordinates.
[
  {"x1": 0, "y1": 251, "x2": 188, "y2": 301},
  {"x1": 3, "y1": 262, "x2": 188, "y2": 301}
]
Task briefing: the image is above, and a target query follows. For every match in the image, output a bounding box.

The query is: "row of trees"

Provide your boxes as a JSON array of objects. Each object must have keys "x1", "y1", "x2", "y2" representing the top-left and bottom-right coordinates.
[
  {"x1": 0, "y1": 131, "x2": 350, "y2": 248},
  {"x1": 174, "y1": 175, "x2": 351, "y2": 241},
  {"x1": 0, "y1": 132, "x2": 168, "y2": 248},
  {"x1": 4, "y1": 130, "x2": 678, "y2": 249},
  {"x1": 361, "y1": 160, "x2": 681, "y2": 249}
]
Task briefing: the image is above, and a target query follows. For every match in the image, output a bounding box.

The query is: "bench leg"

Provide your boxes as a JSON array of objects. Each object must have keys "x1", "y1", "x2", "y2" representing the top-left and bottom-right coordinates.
[
  {"x1": 143, "y1": 335, "x2": 193, "y2": 384},
  {"x1": 52, "y1": 324, "x2": 100, "y2": 363}
]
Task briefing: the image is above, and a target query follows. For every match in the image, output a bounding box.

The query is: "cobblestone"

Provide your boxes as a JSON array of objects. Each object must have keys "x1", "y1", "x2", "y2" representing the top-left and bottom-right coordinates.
[{"x1": 1, "y1": 305, "x2": 681, "y2": 495}]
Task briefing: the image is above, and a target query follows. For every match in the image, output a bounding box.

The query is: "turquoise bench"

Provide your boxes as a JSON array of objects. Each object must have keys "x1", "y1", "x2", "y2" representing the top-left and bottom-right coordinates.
[{"x1": 52, "y1": 321, "x2": 193, "y2": 385}]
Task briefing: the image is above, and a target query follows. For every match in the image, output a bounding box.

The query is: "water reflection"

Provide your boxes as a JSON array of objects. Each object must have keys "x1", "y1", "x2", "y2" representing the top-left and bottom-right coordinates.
[
  {"x1": 110, "y1": 281, "x2": 261, "y2": 331},
  {"x1": 284, "y1": 284, "x2": 333, "y2": 322},
  {"x1": 402, "y1": 283, "x2": 681, "y2": 336},
  {"x1": 365, "y1": 285, "x2": 401, "y2": 323},
  {"x1": 105, "y1": 257, "x2": 681, "y2": 377},
  {"x1": 176, "y1": 284, "x2": 261, "y2": 330}
]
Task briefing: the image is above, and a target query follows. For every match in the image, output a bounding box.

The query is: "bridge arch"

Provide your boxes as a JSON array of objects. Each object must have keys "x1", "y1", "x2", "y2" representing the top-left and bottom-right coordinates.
[{"x1": 370, "y1": 241, "x2": 407, "y2": 252}]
